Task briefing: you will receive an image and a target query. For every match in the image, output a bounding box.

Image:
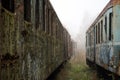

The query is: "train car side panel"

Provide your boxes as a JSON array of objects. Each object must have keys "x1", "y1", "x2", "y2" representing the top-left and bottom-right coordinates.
[
  {"x1": 86, "y1": 0, "x2": 120, "y2": 76},
  {"x1": 112, "y1": 4, "x2": 120, "y2": 75}
]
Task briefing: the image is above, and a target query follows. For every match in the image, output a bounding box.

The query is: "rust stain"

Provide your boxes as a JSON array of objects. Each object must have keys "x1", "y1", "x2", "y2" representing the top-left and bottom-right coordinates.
[{"x1": 112, "y1": 0, "x2": 120, "y2": 5}]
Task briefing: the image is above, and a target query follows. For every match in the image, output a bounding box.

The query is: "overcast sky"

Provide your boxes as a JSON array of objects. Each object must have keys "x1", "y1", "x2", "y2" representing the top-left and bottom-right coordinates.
[{"x1": 50, "y1": 0, "x2": 110, "y2": 40}]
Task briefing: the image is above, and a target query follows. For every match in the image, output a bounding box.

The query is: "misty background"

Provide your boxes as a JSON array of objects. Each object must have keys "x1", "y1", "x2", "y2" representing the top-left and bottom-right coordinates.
[{"x1": 50, "y1": 0, "x2": 110, "y2": 53}]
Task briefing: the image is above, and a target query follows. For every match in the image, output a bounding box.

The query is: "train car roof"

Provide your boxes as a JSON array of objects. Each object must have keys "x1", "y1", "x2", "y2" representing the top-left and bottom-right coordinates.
[
  {"x1": 86, "y1": 0, "x2": 120, "y2": 33},
  {"x1": 48, "y1": 0, "x2": 71, "y2": 37},
  {"x1": 48, "y1": 0, "x2": 64, "y2": 28}
]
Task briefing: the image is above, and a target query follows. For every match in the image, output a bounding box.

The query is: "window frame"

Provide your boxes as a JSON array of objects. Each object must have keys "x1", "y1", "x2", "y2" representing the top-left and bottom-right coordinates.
[
  {"x1": 24, "y1": 0, "x2": 31, "y2": 22},
  {"x1": 2, "y1": 0, "x2": 14, "y2": 13},
  {"x1": 109, "y1": 12, "x2": 113, "y2": 41},
  {"x1": 101, "y1": 20, "x2": 103, "y2": 42}
]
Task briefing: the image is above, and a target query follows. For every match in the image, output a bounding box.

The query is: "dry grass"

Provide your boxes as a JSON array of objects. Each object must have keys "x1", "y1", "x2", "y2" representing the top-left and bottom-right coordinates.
[
  {"x1": 53, "y1": 51, "x2": 102, "y2": 80},
  {"x1": 70, "y1": 50, "x2": 86, "y2": 64}
]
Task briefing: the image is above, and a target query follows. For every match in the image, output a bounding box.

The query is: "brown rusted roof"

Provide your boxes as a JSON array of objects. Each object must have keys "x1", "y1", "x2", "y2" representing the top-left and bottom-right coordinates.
[
  {"x1": 87, "y1": 0, "x2": 120, "y2": 32},
  {"x1": 97, "y1": 0, "x2": 120, "y2": 20},
  {"x1": 112, "y1": 0, "x2": 120, "y2": 5}
]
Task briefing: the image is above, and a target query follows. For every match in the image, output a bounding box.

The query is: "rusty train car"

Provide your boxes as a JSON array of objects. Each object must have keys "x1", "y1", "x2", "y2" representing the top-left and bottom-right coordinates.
[
  {"x1": 86, "y1": 0, "x2": 120, "y2": 77},
  {"x1": 0, "y1": 0, "x2": 73, "y2": 80}
]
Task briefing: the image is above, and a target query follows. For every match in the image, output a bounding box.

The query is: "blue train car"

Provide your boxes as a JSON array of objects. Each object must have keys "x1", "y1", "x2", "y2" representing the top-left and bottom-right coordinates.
[{"x1": 86, "y1": 0, "x2": 120, "y2": 76}]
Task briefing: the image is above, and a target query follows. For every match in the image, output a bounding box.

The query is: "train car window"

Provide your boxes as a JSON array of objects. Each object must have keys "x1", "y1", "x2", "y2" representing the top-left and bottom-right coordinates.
[
  {"x1": 97, "y1": 25, "x2": 99, "y2": 44},
  {"x1": 92, "y1": 31, "x2": 94, "y2": 45},
  {"x1": 88, "y1": 34, "x2": 90, "y2": 46},
  {"x1": 42, "y1": 0, "x2": 45, "y2": 31},
  {"x1": 24, "y1": 0, "x2": 31, "y2": 22},
  {"x1": 87, "y1": 35, "x2": 88, "y2": 46},
  {"x1": 49, "y1": 9, "x2": 52, "y2": 35},
  {"x1": 1, "y1": 0, "x2": 14, "y2": 13},
  {"x1": 98, "y1": 23, "x2": 100, "y2": 43},
  {"x1": 87, "y1": 34, "x2": 89, "y2": 46},
  {"x1": 44, "y1": 4, "x2": 47, "y2": 32},
  {"x1": 51, "y1": 13, "x2": 53, "y2": 36},
  {"x1": 91, "y1": 31, "x2": 92, "y2": 46},
  {"x1": 109, "y1": 13, "x2": 113, "y2": 41},
  {"x1": 35, "y1": 0, "x2": 39, "y2": 29},
  {"x1": 90, "y1": 32, "x2": 92, "y2": 46},
  {"x1": 86, "y1": 35, "x2": 87, "y2": 46},
  {"x1": 101, "y1": 20, "x2": 103, "y2": 42},
  {"x1": 96, "y1": 25, "x2": 97, "y2": 44},
  {"x1": 58, "y1": 26, "x2": 60, "y2": 38},
  {"x1": 53, "y1": 16, "x2": 55, "y2": 36},
  {"x1": 56, "y1": 21, "x2": 58, "y2": 38},
  {"x1": 46, "y1": 8, "x2": 50, "y2": 34},
  {"x1": 87, "y1": 34, "x2": 88, "y2": 46},
  {"x1": 89, "y1": 33, "x2": 90, "y2": 46},
  {"x1": 90, "y1": 33, "x2": 91, "y2": 46},
  {"x1": 60, "y1": 26, "x2": 62, "y2": 40},
  {"x1": 97, "y1": 25, "x2": 98, "y2": 44},
  {"x1": 105, "y1": 16, "x2": 107, "y2": 38},
  {"x1": 44, "y1": 3, "x2": 49, "y2": 33}
]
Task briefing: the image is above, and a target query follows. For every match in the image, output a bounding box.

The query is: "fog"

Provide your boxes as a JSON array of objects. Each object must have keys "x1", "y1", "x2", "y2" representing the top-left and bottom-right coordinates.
[
  {"x1": 75, "y1": 12, "x2": 96, "y2": 52},
  {"x1": 50, "y1": 0, "x2": 110, "y2": 53}
]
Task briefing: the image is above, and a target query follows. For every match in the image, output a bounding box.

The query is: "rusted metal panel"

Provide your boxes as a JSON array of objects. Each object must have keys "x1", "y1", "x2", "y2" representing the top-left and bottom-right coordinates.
[{"x1": 112, "y1": 0, "x2": 120, "y2": 5}]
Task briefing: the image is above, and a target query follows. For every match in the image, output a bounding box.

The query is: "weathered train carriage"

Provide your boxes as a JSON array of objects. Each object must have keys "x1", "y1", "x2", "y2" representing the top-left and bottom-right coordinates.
[
  {"x1": 0, "y1": 0, "x2": 1, "y2": 57},
  {"x1": 47, "y1": 3, "x2": 66, "y2": 75},
  {"x1": 0, "y1": 0, "x2": 1, "y2": 28},
  {"x1": 0, "y1": 0, "x2": 72, "y2": 80},
  {"x1": 1, "y1": 0, "x2": 24, "y2": 80},
  {"x1": 62, "y1": 28, "x2": 72, "y2": 61},
  {"x1": 0, "y1": 0, "x2": 1, "y2": 75},
  {"x1": 67, "y1": 32, "x2": 73, "y2": 59},
  {"x1": 86, "y1": 26, "x2": 95, "y2": 65},
  {"x1": 86, "y1": 0, "x2": 120, "y2": 76}
]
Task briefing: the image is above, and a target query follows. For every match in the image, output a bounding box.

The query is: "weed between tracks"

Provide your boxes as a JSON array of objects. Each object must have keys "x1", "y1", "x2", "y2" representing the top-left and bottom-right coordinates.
[{"x1": 54, "y1": 53, "x2": 99, "y2": 80}]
